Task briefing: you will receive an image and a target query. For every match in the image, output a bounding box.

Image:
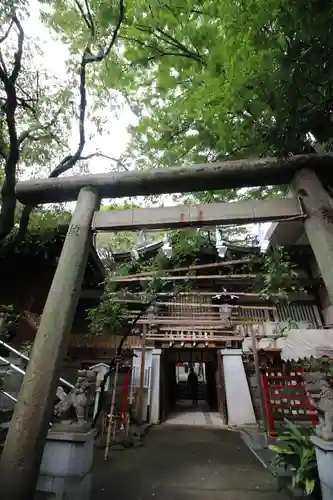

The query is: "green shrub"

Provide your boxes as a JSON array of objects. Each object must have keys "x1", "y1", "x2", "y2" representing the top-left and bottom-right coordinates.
[{"x1": 269, "y1": 419, "x2": 320, "y2": 497}]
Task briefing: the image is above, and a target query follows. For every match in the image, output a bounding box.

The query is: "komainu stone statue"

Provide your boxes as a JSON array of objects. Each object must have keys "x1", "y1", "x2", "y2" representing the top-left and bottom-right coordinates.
[
  {"x1": 303, "y1": 371, "x2": 333, "y2": 441},
  {"x1": 54, "y1": 369, "x2": 97, "y2": 427}
]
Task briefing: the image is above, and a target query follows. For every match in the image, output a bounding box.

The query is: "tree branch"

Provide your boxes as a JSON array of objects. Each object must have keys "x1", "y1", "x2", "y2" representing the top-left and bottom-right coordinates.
[
  {"x1": 134, "y1": 24, "x2": 204, "y2": 64},
  {"x1": 0, "y1": 12, "x2": 24, "y2": 242},
  {"x1": 92, "y1": 285, "x2": 182, "y2": 428},
  {"x1": 13, "y1": 0, "x2": 125, "y2": 246},
  {"x1": 74, "y1": 0, "x2": 94, "y2": 34},
  {"x1": 0, "y1": 19, "x2": 14, "y2": 44},
  {"x1": 10, "y1": 15, "x2": 24, "y2": 83},
  {"x1": 0, "y1": 49, "x2": 8, "y2": 75},
  {"x1": 18, "y1": 103, "x2": 65, "y2": 145},
  {"x1": 132, "y1": 51, "x2": 203, "y2": 66},
  {"x1": 79, "y1": 152, "x2": 129, "y2": 170}
]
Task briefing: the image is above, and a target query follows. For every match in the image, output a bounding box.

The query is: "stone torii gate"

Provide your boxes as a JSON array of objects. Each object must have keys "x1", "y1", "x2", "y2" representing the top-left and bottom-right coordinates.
[{"x1": 1, "y1": 153, "x2": 333, "y2": 499}]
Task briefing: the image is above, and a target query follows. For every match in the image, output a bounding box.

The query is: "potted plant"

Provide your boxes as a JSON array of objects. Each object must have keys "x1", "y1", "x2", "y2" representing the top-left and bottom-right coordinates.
[{"x1": 269, "y1": 419, "x2": 321, "y2": 498}]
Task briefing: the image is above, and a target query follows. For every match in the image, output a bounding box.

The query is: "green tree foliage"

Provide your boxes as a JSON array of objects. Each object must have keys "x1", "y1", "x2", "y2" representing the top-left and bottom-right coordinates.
[
  {"x1": 88, "y1": 237, "x2": 307, "y2": 335},
  {"x1": 3, "y1": 0, "x2": 330, "y2": 248},
  {"x1": 88, "y1": 228, "x2": 219, "y2": 335},
  {"x1": 252, "y1": 246, "x2": 307, "y2": 302},
  {"x1": 2, "y1": 202, "x2": 71, "y2": 256},
  {"x1": 47, "y1": 0, "x2": 333, "y2": 204},
  {"x1": 0, "y1": 0, "x2": 125, "y2": 245},
  {"x1": 95, "y1": 202, "x2": 163, "y2": 253}
]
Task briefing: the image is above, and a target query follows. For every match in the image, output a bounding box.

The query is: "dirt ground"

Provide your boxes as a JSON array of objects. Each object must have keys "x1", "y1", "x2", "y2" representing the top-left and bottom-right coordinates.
[{"x1": 91, "y1": 425, "x2": 289, "y2": 500}]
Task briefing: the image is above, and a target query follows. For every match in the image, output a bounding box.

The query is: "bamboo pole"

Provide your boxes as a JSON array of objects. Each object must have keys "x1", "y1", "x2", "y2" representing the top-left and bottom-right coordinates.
[
  {"x1": 122, "y1": 318, "x2": 268, "y2": 326},
  {"x1": 111, "y1": 274, "x2": 257, "y2": 283},
  {"x1": 119, "y1": 259, "x2": 252, "y2": 279},
  {"x1": 146, "y1": 335, "x2": 243, "y2": 341},
  {"x1": 137, "y1": 324, "x2": 147, "y2": 425},
  {"x1": 108, "y1": 291, "x2": 307, "y2": 297},
  {"x1": 103, "y1": 291, "x2": 314, "y2": 302},
  {"x1": 110, "y1": 274, "x2": 313, "y2": 284},
  {"x1": 104, "y1": 360, "x2": 120, "y2": 461},
  {"x1": 121, "y1": 312, "x2": 272, "y2": 319},
  {"x1": 117, "y1": 302, "x2": 276, "y2": 310}
]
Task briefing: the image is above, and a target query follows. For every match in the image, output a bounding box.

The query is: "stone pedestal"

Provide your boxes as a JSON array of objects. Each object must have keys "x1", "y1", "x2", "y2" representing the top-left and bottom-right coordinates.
[
  {"x1": 40, "y1": 429, "x2": 95, "y2": 478},
  {"x1": 311, "y1": 436, "x2": 333, "y2": 500},
  {"x1": 36, "y1": 473, "x2": 92, "y2": 500}
]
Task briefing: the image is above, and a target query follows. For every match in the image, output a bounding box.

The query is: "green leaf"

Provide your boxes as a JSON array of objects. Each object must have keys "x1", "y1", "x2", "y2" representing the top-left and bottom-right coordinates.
[
  {"x1": 304, "y1": 479, "x2": 315, "y2": 495},
  {"x1": 269, "y1": 445, "x2": 295, "y2": 455}
]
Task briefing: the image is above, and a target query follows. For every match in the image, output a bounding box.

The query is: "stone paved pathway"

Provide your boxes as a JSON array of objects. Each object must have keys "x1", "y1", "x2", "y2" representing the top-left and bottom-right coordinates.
[
  {"x1": 91, "y1": 425, "x2": 289, "y2": 500},
  {"x1": 165, "y1": 401, "x2": 225, "y2": 427}
]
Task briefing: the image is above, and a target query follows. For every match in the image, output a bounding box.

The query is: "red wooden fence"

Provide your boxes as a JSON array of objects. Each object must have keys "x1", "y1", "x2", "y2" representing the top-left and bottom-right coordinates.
[{"x1": 260, "y1": 368, "x2": 317, "y2": 437}]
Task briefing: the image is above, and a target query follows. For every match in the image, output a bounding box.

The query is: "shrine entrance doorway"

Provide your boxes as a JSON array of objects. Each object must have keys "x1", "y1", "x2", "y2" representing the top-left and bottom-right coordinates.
[{"x1": 159, "y1": 348, "x2": 226, "y2": 427}]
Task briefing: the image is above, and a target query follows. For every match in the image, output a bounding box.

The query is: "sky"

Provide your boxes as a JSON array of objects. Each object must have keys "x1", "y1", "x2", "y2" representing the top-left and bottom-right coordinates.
[
  {"x1": 24, "y1": 3, "x2": 135, "y2": 177},
  {"x1": 22, "y1": 3, "x2": 270, "y2": 248}
]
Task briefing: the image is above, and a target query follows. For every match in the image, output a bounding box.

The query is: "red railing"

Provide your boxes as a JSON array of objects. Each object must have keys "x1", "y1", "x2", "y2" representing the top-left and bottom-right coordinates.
[{"x1": 260, "y1": 368, "x2": 317, "y2": 437}]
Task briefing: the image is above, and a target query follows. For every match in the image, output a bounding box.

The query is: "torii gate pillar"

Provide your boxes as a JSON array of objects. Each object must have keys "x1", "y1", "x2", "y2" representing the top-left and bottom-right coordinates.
[
  {"x1": 0, "y1": 186, "x2": 99, "y2": 500},
  {"x1": 293, "y1": 169, "x2": 333, "y2": 304}
]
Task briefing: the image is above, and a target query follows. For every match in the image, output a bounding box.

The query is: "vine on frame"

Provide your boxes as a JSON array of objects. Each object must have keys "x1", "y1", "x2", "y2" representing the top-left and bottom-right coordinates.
[
  {"x1": 86, "y1": 229, "x2": 210, "y2": 335},
  {"x1": 253, "y1": 247, "x2": 307, "y2": 303}
]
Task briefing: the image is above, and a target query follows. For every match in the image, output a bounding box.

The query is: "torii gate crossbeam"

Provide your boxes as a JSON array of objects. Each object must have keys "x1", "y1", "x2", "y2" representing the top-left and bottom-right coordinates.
[
  {"x1": 92, "y1": 198, "x2": 304, "y2": 231},
  {"x1": 15, "y1": 153, "x2": 333, "y2": 205}
]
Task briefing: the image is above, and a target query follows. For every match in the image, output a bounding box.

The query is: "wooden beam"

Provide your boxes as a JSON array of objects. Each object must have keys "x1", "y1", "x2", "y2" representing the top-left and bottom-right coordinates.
[
  {"x1": 112, "y1": 274, "x2": 256, "y2": 282},
  {"x1": 137, "y1": 324, "x2": 147, "y2": 425},
  {"x1": 120, "y1": 302, "x2": 275, "y2": 310},
  {"x1": 92, "y1": 198, "x2": 304, "y2": 231},
  {"x1": 110, "y1": 274, "x2": 315, "y2": 284},
  {"x1": 134, "y1": 319, "x2": 264, "y2": 326},
  {"x1": 251, "y1": 333, "x2": 267, "y2": 430},
  {"x1": 79, "y1": 289, "x2": 315, "y2": 302},
  {"x1": 147, "y1": 335, "x2": 243, "y2": 341},
  {"x1": 15, "y1": 153, "x2": 333, "y2": 205},
  {"x1": 111, "y1": 259, "x2": 252, "y2": 279}
]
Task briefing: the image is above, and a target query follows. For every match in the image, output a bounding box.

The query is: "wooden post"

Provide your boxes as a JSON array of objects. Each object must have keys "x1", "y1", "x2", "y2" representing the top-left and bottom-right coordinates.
[
  {"x1": 251, "y1": 334, "x2": 267, "y2": 432},
  {"x1": 0, "y1": 315, "x2": 5, "y2": 327},
  {"x1": 0, "y1": 315, "x2": 6, "y2": 334},
  {"x1": 0, "y1": 186, "x2": 99, "y2": 500},
  {"x1": 137, "y1": 324, "x2": 147, "y2": 425},
  {"x1": 104, "y1": 361, "x2": 119, "y2": 461},
  {"x1": 293, "y1": 168, "x2": 333, "y2": 304}
]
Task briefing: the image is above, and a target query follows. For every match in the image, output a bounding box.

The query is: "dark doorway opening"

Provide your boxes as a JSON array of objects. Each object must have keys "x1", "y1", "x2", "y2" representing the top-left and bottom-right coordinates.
[{"x1": 160, "y1": 349, "x2": 219, "y2": 422}]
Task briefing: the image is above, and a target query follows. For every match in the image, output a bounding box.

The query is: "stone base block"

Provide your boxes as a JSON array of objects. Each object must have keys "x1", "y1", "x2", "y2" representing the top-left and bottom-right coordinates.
[
  {"x1": 36, "y1": 473, "x2": 91, "y2": 500},
  {"x1": 40, "y1": 429, "x2": 95, "y2": 478},
  {"x1": 311, "y1": 436, "x2": 333, "y2": 500}
]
